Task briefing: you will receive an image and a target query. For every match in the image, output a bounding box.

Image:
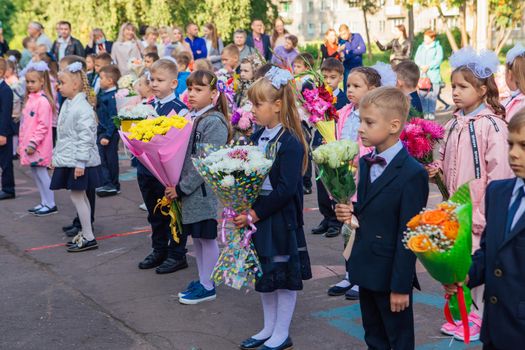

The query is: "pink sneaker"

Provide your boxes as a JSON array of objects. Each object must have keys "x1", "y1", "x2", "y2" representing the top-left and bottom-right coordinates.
[
  {"x1": 453, "y1": 313, "x2": 481, "y2": 342},
  {"x1": 440, "y1": 320, "x2": 461, "y2": 336}
]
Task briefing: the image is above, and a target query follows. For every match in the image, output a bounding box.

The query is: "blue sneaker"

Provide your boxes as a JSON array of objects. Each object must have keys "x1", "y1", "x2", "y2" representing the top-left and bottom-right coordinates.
[
  {"x1": 178, "y1": 282, "x2": 216, "y2": 305},
  {"x1": 178, "y1": 280, "x2": 199, "y2": 298}
]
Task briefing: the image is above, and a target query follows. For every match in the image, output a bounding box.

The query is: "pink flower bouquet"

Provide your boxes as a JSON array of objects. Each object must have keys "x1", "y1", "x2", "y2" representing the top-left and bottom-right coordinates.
[
  {"x1": 400, "y1": 118, "x2": 449, "y2": 199},
  {"x1": 119, "y1": 115, "x2": 193, "y2": 242}
]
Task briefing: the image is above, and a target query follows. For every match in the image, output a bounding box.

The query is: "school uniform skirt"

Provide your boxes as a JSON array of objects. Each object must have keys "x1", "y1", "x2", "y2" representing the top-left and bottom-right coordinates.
[
  {"x1": 252, "y1": 210, "x2": 312, "y2": 293},
  {"x1": 183, "y1": 219, "x2": 218, "y2": 239},
  {"x1": 50, "y1": 166, "x2": 103, "y2": 191}
]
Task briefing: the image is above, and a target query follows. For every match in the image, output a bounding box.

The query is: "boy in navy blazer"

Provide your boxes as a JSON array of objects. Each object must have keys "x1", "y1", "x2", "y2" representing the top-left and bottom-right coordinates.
[
  {"x1": 311, "y1": 58, "x2": 350, "y2": 238},
  {"x1": 95, "y1": 65, "x2": 120, "y2": 197},
  {"x1": 336, "y1": 87, "x2": 429, "y2": 349},
  {"x1": 0, "y1": 58, "x2": 15, "y2": 200},
  {"x1": 444, "y1": 109, "x2": 525, "y2": 350}
]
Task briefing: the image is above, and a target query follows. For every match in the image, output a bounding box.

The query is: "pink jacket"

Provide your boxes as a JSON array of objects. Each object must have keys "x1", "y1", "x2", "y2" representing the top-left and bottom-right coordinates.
[
  {"x1": 503, "y1": 91, "x2": 525, "y2": 122},
  {"x1": 438, "y1": 107, "x2": 513, "y2": 250},
  {"x1": 19, "y1": 91, "x2": 54, "y2": 167}
]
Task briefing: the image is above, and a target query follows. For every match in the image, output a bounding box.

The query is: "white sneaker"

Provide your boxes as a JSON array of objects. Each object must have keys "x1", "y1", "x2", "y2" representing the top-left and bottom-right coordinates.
[{"x1": 139, "y1": 203, "x2": 147, "y2": 211}]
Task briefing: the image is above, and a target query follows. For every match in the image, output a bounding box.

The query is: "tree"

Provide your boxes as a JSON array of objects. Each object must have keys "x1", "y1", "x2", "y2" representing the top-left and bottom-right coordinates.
[
  {"x1": 347, "y1": 0, "x2": 380, "y2": 61},
  {"x1": 488, "y1": 0, "x2": 524, "y2": 53}
]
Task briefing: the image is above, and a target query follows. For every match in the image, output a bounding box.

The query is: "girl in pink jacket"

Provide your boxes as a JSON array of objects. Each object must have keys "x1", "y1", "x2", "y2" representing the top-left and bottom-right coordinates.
[
  {"x1": 429, "y1": 48, "x2": 513, "y2": 342},
  {"x1": 503, "y1": 44, "x2": 525, "y2": 122},
  {"x1": 19, "y1": 61, "x2": 57, "y2": 216}
]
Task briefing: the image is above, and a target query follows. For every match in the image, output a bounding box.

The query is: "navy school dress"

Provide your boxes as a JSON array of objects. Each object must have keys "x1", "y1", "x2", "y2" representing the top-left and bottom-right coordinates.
[{"x1": 251, "y1": 128, "x2": 312, "y2": 293}]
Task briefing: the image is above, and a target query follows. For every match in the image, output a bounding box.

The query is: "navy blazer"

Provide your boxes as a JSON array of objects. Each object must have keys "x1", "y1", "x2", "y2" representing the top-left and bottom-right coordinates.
[
  {"x1": 468, "y1": 178, "x2": 525, "y2": 349},
  {"x1": 251, "y1": 128, "x2": 304, "y2": 232},
  {"x1": 0, "y1": 81, "x2": 14, "y2": 137},
  {"x1": 349, "y1": 146, "x2": 429, "y2": 293},
  {"x1": 335, "y1": 89, "x2": 350, "y2": 110},
  {"x1": 246, "y1": 33, "x2": 272, "y2": 61},
  {"x1": 96, "y1": 89, "x2": 118, "y2": 140}
]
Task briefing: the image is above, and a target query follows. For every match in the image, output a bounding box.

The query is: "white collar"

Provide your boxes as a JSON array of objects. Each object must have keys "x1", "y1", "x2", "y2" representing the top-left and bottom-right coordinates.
[
  {"x1": 58, "y1": 36, "x2": 70, "y2": 44},
  {"x1": 373, "y1": 140, "x2": 403, "y2": 167},
  {"x1": 155, "y1": 93, "x2": 175, "y2": 105},
  {"x1": 103, "y1": 87, "x2": 117, "y2": 93},
  {"x1": 261, "y1": 123, "x2": 283, "y2": 141},
  {"x1": 513, "y1": 178, "x2": 525, "y2": 197},
  {"x1": 333, "y1": 88, "x2": 340, "y2": 96},
  {"x1": 190, "y1": 104, "x2": 215, "y2": 118},
  {"x1": 460, "y1": 103, "x2": 486, "y2": 117}
]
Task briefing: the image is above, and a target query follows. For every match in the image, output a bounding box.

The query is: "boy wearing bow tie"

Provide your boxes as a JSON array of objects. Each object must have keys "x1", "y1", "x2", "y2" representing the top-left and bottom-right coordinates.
[
  {"x1": 444, "y1": 109, "x2": 525, "y2": 350},
  {"x1": 335, "y1": 87, "x2": 429, "y2": 349}
]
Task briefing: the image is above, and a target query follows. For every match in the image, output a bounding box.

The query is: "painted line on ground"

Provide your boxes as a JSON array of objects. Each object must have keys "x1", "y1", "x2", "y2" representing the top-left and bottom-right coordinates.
[{"x1": 24, "y1": 229, "x2": 151, "y2": 252}]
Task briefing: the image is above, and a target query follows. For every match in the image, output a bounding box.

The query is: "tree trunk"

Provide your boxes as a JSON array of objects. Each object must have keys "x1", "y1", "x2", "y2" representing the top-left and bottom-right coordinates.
[
  {"x1": 495, "y1": 28, "x2": 513, "y2": 54},
  {"x1": 363, "y1": 8, "x2": 373, "y2": 61},
  {"x1": 487, "y1": 14, "x2": 496, "y2": 49},
  {"x1": 437, "y1": 5, "x2": 459, "y2": 52},
  {"x1": 470, "y1": 0, "x2": 477, "y2": 49},
  {"x1": 459, "y1": 4, "x2": 468, "y2": 47},
  {"x1": 408, "y1": 4, "x2": 415, "y2": 44}
]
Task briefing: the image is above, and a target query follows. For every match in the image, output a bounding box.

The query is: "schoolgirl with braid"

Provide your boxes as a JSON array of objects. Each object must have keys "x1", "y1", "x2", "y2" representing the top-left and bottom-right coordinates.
[{"x1": 50, "y1": 61, "x2": 103, "y2": 253}]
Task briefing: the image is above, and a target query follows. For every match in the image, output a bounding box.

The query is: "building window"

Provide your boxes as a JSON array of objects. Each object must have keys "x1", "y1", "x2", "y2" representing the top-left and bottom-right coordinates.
[
  {"x1": 379, "y1": 20, "x2": 386, "y2": 32},
  {"x1": 321, "y1": 23, "x2": 329, "y2": 34},
  {"x1": 307, "y1": 23, "x2": 315, "y2": 36},
  {"x1": 308, "y1": 1, "x2": 314, "y2": 12}
]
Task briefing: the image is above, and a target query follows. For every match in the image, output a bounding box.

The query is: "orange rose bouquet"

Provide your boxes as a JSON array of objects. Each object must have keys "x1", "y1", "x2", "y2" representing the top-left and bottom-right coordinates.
[{"x1": 403, "y1": 183, "x2": 474, "y2": 343}]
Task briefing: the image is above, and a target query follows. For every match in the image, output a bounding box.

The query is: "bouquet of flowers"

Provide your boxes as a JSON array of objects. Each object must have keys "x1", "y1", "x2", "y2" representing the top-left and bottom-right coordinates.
[
  {"x1": 216, "y1": 68, "x2": 239, "y2": 110},
  {"x1": 128, "y1": 58, "x2": 144, "y2": 77},
  {"x1": 116, "y1": 74, "x2": 140, "y2": 111},
  {"x1": 403, "y1": 184, "x2": 473, "y2": 343},
  {"x1": 192, "y1": 145, "x2": 274, "y2": 289},
  {"x1": 295, "y1": 69, "x2": 338, "y2": 143},
  {"x1": 120, "y1": 115, "x2": 192, "y2": 242},
  {"x1": 400, "y1": 118, "x2": 449, "y2": 200},
  {"x1": 231, "y1": 103, "x2": 255, "y2": 141},
  {"x1": 114, "y1": 104, "x2": 158, "y2": 132},
  {"x1": 312, "y1": 140, "x2": 360, "y2": 251}
]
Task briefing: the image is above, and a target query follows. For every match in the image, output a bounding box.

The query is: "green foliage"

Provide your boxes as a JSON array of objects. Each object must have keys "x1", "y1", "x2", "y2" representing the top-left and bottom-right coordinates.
[{"x1": 4, "y1": 0, "x2": 277, "y2": 49}]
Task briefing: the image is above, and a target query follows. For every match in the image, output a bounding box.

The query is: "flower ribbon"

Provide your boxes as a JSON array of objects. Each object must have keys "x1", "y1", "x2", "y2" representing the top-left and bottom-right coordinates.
[
  {"x1": 221, "y1": 207, "x2": 257, "y2": 247},
  {"x1": 444, "y1": 286, "x2": 470, "y2": 344},
  {"x1": 154, "y1": 196, "x2": 180, "y2": 243}
]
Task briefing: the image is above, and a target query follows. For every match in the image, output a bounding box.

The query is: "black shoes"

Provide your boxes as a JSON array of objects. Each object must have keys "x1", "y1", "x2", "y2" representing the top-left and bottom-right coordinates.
[
  {"x1": 96, "y1": 185, "x2": 119, "y2": 198},
  {"x1": 138, "y1": 251, "x2": 167, "y2": 269},
  {"x1": 64, "y1": 226, "x2": 81, "y2": 237},
  {"x1": 259, "y1": 337, "x2": 293, "y2": 350},
  {"x1": 34, "y1": 205, "x2": 58, "y2": 217},
  {"x1": 67, "y1": 237, "x2": 98, "y2": 252},
  {"x1": 311, "y1": 223, "x2": 328, "y2": 235},
  {"x1": 325, "y1": 226, "x2": 341, "y2": 238},
  {"x1": 155, "y1": 257, "x2": 188, "y2": 274},
  {"x1": 327, "y1": 284, "x2": 352, "y2": 296},
  {"x1": 0, "y1": 191, "x2": 15, "y2": 200},
  {"x1": 239, "y1": 337, "x2": 270, "y2": 349},
  {"x1": 345, "y1": 286, "x2": 360, "y2": 300},
  {"x1": 303, "y1": 186, "x2": 312, "y2": 195}
]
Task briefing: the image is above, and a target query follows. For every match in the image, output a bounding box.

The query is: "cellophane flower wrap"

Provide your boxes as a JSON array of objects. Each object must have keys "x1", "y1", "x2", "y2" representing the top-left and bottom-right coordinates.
[
  {"x1": 294, "y1": 68, "x2": 338, "y2": 143},
  {"x1": 400, "y1": 118, "x2": 449, "y2": 200},
  {"x1": 403, "y1": 183, "x2": 474, "y2": 343},
  {"x1": 312, "y1": 140, "x2": 359, "y2": 244},
  {"x1": 114, "y1": 103, "x2": 158, "y2": 131},
  {"x1": 116, "y1": 74, "x2": 140, "y2": 111},
  {"x1": 119, "y1": 115, "x2": 192, "y2": 243},
  {"x1": 192, "y1": 145, "x2": 274, "y2": 290}
]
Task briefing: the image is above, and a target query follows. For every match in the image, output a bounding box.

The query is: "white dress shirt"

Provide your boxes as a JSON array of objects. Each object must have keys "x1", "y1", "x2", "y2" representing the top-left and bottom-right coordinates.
[
  {"x1": 258, "y1": 123, "x2": 283, "y2": 191},
  {"x1": 188, "y1": 104, "x2": 214, "y2": 120},
  {"x1": 340, "y1": 107, "x2": 360, "y2": 141},
  {"x1": 369, "y1": 140, "x2": 403, "y2": 183}
]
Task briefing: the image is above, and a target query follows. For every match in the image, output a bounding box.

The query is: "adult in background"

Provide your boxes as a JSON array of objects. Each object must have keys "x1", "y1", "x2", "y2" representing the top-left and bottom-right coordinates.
[
  {"x1": 271, "y1": 34, "x2": 299, "y2": 68},
  {"x1": 85, "y1": 28, "x2": 113, "y2": 56},
  {"x1": 185, "y1": 23, "x2": 207, "y2": 60},
  {"x1": 271, "y1": 17, "x2": 289, "y2": 49},
  {"x1": 164, "y1": 26, "x2": 191, "y2": 58},
  {"x1": 375, "y1": 24, "x2": 411, "y2": 66},
  {"x1": 203, "y1": 23, "x2": 224, "y2": 70},
  {"x1": 51, "y1": 21, "x2": 85, "y2": 61},
  {"x1": 320, "y1": 29, "x2": 340, "y2": 62},
  {"x1": 111, "y1": 22, "x2": 144, "y2": 75},
  {"x1": 142, "y1": 27, "x2": 159, "y2": 49},
  {"x1": 338, "y1": 24, "x2": 366, "y2": 92},
  {"x1": 0, "y1": 28, "x2": 9, "y2": 57},
  {"x1": 27, "y1": 21, "x2": 52, "y2": 51},
  {"x1": 247, "y1": 19, "x2": 272, "y2": 61},
  {"x1": 414, "y1": 29, "x2": 443, "y2": 119},
  {"x1": 233, "y1": 30, "x2": 255, "y2": 60}
]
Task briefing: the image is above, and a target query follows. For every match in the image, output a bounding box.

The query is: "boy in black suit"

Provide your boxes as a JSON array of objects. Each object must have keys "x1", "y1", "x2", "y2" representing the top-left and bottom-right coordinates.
[
  {"x1": 311, "y1": 58, "x2": 350, "y2": 238},
  {"x1": 336, "y1": 87, "x2": 429, "y2": 349},
  {"x1": 0, "y1": 57, "x2": 14, "y2": 200},
  {"x1": 444, "y1": 109, "x2": 525, "y2": 350}
]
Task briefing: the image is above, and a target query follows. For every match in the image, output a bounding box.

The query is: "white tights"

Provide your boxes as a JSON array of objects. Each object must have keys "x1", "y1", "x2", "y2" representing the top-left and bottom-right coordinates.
[
  {"x1": 192, "y1": 238, "x2": 220, "y2": 290},
  {"x1": 30, "y1": 167, "x2": 55, "y2": 207},
  {"x1": 253, "y1": 290, "x2": 297, "y2": 347},
  {"x1": 70, "y1": 190, "x2": 94, "y2": 241}
]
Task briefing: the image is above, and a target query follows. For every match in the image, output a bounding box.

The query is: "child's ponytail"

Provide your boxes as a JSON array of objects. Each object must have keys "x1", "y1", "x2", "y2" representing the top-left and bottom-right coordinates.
[
  {"x1": 80, "y1": 70, "x2": 97, "y2": 107},
  {"x1": 485, "y1": 75, "x2": 505, "y2": 118}
]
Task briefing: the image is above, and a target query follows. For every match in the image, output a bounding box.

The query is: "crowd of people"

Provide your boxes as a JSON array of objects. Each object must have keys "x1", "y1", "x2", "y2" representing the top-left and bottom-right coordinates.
[{"x1": 0, "y1": 16, "x2": 525, "y2": 350}]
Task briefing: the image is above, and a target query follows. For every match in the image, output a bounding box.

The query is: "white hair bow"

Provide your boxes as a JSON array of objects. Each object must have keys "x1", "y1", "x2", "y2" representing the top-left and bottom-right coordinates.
[
  {"x1": 67, "y1": 62, "x2": 83, "y2": 73},
  {"x1": 265, "y1": 66, "x2": 293, "y2": 89},
  {"x1": 20, "y1": 60, "x2": 49, "y2": 77},
  {"x1": 449, "y1": 47, "x2": 499, "y2": 79},
  {"x1": 370, "y1": 62, "x2": 397, "y2": 87},
  {"x1": 506, "y1": 43, "x2": 525, "y2": 65}
]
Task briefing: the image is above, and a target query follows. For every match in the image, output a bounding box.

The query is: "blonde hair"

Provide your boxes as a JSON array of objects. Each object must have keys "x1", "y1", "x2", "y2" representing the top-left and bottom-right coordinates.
[
  {"x1": 62, "y1": 69, "x2": 96, "y2": 107},
  {"x1": 360, "y1": 86, "x2": 410, "y2": 123},
  {"x1": 508, "y1": 54, "x2": 525, "y2": 94},
  {"x1": 194, "y1": 58, "x2": 213, "y2": 71},
  {"x1": 145, "y1": 26, "x2": 159, "y2": 37},
  {"x1": 150, "y1": 58, "x2": 178, "y2": 79},
  {"x1": 248, "y1": 77, "x2": 308, "y2": 173},
  {"x1": 222, "y1": 44, "x2": 240, "y2": 58},
  {"x1": 117, "y1": 22, "x2": 136, "y2": 42},
  {"x1": 508, "y1": 107, "x2": 525, "y2": 133}
]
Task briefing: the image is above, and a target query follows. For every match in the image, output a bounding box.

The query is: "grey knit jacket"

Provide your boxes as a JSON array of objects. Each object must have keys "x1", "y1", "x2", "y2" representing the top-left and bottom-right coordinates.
[{"x1": 176, "y1": 110, "x2": 228, "y2": 224}]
